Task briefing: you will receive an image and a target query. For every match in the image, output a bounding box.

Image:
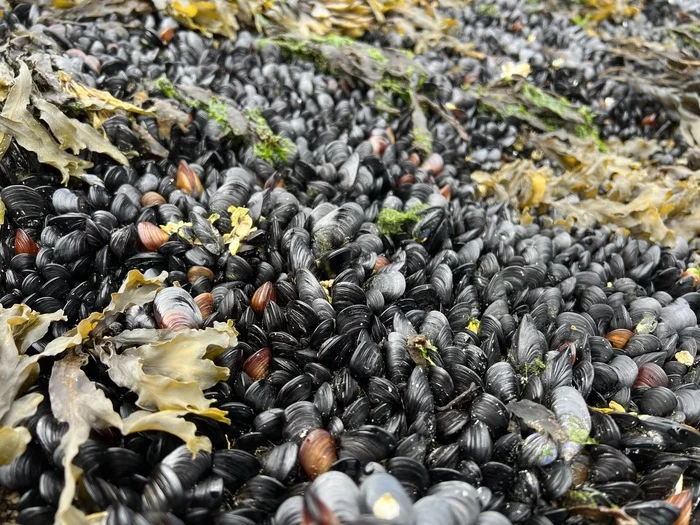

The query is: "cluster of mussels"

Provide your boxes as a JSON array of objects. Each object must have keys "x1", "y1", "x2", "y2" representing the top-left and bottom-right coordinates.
[{"x1": 1, "y1": 1, "x2": 700, "y2": 525}]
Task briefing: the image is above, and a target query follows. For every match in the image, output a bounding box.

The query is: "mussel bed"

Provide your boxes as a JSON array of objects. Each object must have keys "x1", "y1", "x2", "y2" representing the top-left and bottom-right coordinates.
[{"x1": 0, "y1": 1, "x2": 699, "y2": 525}]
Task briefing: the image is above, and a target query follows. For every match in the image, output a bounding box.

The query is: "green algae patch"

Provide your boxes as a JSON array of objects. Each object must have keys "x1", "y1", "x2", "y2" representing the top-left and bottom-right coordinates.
[
  {"x1": 262, "y1": 35, "x2": 426, "y2": 101},
  {"x1": 520, "y1": 83, "x2": 575, "y2": 121},
  {"x1": 568, "y1": 425, "x2": 597, "y2": 445},
  {"x1": 522, "y1": 357, "x2": 547, "y2": 376},
  {"x1": 571, "y1": 13, "x2": 592, "y2": 28},
  {"x1": 480, "y1": 100, "x2": 531, "y2": 122},
  {"x1": 247, "y1": 108, "x2": 294, "y2": 164},
  {"x1": 206, "y1": 98, "x2": 230, "y2": 127},
  {"x1": 367, "y1": 47, "x2": 389, "y2": 66},
  {"x1": 476, "y1": 3, "x2": 499, "y2": 16},
  {"x1": 376, "y1": 204, "x2": 427, "y2": 236},
  {"x1": 375, "y1": 75, "x2": 411, "y2": 100},
  {"x1": 319, "y1": 34, "x2": 356, "y2": 48},
  {"x1": 574, "y1": 124, "x2": 607, "y2": 152},
  {"x1": 564, "y1": 489, "x2": 601, "y2": 507},
  {"x1": 156, "y1": 77, "x2": 179, "y2": 101},
  {"x1": 258, "y1": 35, "x2": 354, "y2": 71}
]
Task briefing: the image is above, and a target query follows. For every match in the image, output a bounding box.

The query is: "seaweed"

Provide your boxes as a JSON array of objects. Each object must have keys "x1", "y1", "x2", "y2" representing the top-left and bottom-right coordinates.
[
  {"x1": 247, "y1": 108, "x2": 295, "y2": 164},
  {"x1": 376, "y1": 204, "x2": 427, "y2": 236},
  {"x1": 472, "y1": 131, "x2": 700, "y2": 246}
]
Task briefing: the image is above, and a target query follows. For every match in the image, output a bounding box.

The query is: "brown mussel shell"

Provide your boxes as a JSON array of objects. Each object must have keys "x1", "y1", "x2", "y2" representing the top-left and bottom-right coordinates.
[
  {"x1": 187, "y1": 266, "x2": 214, "y2": 284},
  {"x1": 176, "y1": 160, "x2": 203, "y2": 197},
  {"x1": 194, "y1": 292, "x2": 214, "y2": 319},
  {"x1": 667, "y1": 490, "x2": 692, "y2": 525},
  {"x1": 141, "y1": 191, "x2": 166, "y2": 207},
  {"x1": 252, "y1": 282, "x2": 276, "y2": 315},
  {"x1": 15, "y1": 229, "x2": 40, "y2": 256},
  {"x1": 604, "y1": 329, "x2": 634, "y2": 349},
  {"x1": 243, "y1": 348, "x2": 272, "y2": 381},
  {"x1": 138, "y1": 222, "x2": 169, "y2": 251},
  {"x1": 299, "y1": 428, "x2": 336, "y2": 480}
]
